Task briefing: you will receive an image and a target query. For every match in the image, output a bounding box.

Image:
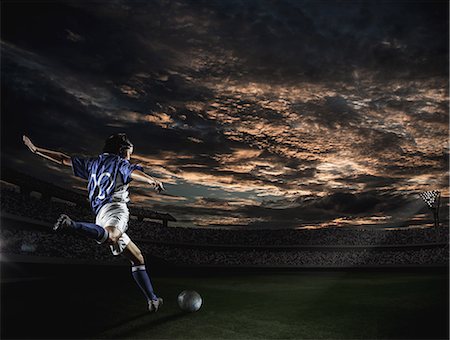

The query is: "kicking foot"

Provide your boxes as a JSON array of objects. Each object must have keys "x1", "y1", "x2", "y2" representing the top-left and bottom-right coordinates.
[
  {"x1": 148, "y1": 297, "x2": 163, "y2": 313},
  {"x1": 54, "y1": 214, "x2": 73, "y2": 231}
]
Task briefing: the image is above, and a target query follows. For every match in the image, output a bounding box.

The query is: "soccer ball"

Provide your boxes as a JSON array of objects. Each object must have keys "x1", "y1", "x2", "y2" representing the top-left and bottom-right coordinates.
[{"x1": 177, "y1": 290, "x2": 202, "y2": 312}]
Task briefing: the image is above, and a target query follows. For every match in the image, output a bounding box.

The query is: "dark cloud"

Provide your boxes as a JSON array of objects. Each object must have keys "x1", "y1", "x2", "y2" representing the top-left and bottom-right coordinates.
[
  {"x1": 3, "y1": 0, "x2": 448, "y2": 82},
  {"x1": 293, "y1": 95, "x2": 361, "y2": 129},
  {"x1": 1, "y1": 0, "x2": 448, "y2": 229},
  {"x1": 339, "y1": 174, "x2": 400, "y2": 190},
  {"x1": 145, "y1": 190, "x2": 424, "y2": 229},
  {"x1": 308, "y1": 191, "x2": 382, "y2": 215}
]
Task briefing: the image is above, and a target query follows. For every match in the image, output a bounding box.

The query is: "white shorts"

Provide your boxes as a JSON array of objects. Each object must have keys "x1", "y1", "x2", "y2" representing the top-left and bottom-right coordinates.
[{"x1": 95, "y1": 202, "x2": 131, "y2": 256}]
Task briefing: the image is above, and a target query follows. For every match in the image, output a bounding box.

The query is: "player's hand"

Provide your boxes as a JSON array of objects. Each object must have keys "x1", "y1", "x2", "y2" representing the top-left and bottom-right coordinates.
[
  {"x1": 153, "y1": 181, "x2": 165, "y2": 193},
  {"x1": 23, "y1": 135, "x2": 37, "y2": 153}
]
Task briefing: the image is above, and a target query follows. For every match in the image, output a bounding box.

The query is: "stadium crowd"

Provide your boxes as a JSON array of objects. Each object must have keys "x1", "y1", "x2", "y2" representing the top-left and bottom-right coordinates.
[
  {"x1": 0, "y1": 187, "x2": 92, "y2": 224},
  {"x1": 0, "y1": 228, "x2": 114, "y2": 261},
  {"x1": 132, "y1": 221, "x2": 449, "y2": 246},
  {"x1": 1, "y1": 185, "x2": 448, "y2": 267},
  {"x1": 143, "y1": 244, "x2": 449, "y2": 266}
]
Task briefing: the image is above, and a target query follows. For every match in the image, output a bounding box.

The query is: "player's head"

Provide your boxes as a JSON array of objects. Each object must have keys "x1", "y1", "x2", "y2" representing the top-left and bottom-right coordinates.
[{"x1": 103, "y1": 133, "x2": 134, "y2": 160}]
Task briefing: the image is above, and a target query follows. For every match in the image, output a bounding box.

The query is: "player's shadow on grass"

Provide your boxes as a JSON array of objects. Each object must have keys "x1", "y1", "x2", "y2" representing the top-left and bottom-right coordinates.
[{"x1": 105, "y1": 311, "x2": 187, "y2": 338}]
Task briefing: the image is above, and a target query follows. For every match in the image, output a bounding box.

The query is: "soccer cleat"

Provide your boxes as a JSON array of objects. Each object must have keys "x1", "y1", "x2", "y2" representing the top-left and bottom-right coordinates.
[
  {"x1": 53, "y1": 214, "x2": 74, "y2": 231},
  {"x1": 148, "y1": 297, "x2": 163, "y2": 313}
]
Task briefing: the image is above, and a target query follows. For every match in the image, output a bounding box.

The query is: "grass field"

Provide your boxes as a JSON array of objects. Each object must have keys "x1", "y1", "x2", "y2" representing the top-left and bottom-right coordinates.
[{"x1": 1, "y1": 262, "x2": 448, "y2": 339}]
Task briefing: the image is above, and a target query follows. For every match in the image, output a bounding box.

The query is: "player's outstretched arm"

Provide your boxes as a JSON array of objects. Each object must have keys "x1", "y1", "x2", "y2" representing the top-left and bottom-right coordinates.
[
  {"x1": 23, "y1": 135, "x2": 72, "y2": 166},
  {"x1": 131, "y1": 169, "x2": 165, "y2": 193}
]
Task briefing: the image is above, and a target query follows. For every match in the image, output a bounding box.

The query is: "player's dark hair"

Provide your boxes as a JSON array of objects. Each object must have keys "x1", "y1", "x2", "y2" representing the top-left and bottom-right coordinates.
[{"x1": 103, "y1": 133, "x2": 133, "y2": 158}]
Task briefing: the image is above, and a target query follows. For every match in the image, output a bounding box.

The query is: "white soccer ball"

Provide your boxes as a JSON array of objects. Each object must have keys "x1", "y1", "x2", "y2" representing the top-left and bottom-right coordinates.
[{"x1": 177, "y1": 290, "x2": 202, "y2": 312}]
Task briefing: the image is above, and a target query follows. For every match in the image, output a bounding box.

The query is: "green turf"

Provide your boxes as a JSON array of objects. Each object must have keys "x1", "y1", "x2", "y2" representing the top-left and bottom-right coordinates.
[
  {"x1": 1, "y1": 264, "x2": 447, "y2": 339},
  {"x1": 94, "y1": 271, "x2": 448, "y2": 339}
]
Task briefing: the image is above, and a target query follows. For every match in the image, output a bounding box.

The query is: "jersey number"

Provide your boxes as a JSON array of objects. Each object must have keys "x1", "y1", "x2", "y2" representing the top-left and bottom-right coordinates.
[{"x1": 90, "y1": 172, "x2": 115, "y2": 200}]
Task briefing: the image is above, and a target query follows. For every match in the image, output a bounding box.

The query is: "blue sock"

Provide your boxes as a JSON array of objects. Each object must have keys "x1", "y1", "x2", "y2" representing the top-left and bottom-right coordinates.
[
  {"x1": 132, "y1": 265, "x2": 157, "y2": 301},
  {"x1": 70, "y1": 221, "x2": 108, "y2": 243}
]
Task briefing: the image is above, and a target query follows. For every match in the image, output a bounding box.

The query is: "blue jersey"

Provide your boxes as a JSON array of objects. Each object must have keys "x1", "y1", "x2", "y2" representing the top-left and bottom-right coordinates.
[{"x1": 71, "y1": 153, "x2": 143, "y2": 215}]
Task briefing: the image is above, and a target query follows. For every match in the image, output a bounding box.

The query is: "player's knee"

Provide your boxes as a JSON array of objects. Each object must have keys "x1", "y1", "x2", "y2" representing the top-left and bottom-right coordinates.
[
  {"x1": 105, "y1": 227, "x2": 122, "y2": 244},
  {"x1": 108, "y1": 233, "x2": 121, "y2": 244},
  {"x1": 134, "y1": 249, "x2": 145, "y2": 265}
]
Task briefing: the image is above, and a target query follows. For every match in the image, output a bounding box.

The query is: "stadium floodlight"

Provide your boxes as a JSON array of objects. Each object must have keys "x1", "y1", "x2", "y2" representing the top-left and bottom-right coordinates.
[{"x1": 419, "y1": 190, "x2": 441, "y2": 227}]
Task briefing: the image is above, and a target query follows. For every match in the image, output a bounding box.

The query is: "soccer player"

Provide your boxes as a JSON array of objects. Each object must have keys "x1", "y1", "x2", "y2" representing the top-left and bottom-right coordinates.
[{"x1": 23, "y1": 133, "x2": 165, "y2": 312}]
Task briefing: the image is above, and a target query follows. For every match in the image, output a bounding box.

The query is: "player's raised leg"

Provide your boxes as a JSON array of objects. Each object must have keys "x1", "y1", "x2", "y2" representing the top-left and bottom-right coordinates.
[
  {"x1": 54, "y1": 214, "x2": 109, "y2": 243},
  {"x1": 122, "y1": 240, "x2": 163, "y2": 312}
]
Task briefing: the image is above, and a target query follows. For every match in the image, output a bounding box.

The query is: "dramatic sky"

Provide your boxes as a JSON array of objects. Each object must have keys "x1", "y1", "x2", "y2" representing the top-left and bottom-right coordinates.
[{"x1": 1, "y1": 0, "x2": 449, "y2": 229}]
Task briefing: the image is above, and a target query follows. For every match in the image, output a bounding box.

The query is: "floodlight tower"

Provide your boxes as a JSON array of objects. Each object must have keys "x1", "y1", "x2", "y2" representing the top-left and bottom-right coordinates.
[{"x1": 419, "y1": 191, "x2": 441, "y2": 227}]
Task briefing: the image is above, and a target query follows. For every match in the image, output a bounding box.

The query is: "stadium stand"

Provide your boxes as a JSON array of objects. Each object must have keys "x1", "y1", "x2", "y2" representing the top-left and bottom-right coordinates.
[
  {"x1": 1, "y1": 177, "x2": 448, "y2": 267},
  {"x1": 0, "y1": 167, "x2": 176, "y2": 225}
]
